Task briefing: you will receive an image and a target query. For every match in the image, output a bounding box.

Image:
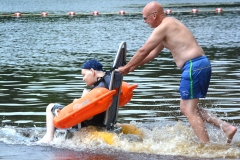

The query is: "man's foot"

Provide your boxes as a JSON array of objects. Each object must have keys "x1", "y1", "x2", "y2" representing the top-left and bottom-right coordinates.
[{"x1": 223, "y1": 125, "x2": 237, "y2": 144}]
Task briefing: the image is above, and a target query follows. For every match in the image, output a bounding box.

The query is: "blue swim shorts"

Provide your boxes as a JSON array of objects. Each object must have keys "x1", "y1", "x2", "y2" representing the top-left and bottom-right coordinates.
[
  {"x1": 51, "y1": 103, "x2": 65, "y2": 116},
  {"x1": 179, "y1": 56, "x2": 212, "y2": 100}
]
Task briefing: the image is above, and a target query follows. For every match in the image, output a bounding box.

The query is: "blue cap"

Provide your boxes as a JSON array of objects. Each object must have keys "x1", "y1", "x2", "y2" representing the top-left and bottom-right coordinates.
[{"x1": 82, "y1": 59, "x2": 103, "y2": 71}]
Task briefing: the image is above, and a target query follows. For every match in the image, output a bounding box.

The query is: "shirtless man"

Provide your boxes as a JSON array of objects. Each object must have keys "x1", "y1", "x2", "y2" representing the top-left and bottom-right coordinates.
[{"x1": 118, "y1": 1, "x2": 237, "y2": 143}]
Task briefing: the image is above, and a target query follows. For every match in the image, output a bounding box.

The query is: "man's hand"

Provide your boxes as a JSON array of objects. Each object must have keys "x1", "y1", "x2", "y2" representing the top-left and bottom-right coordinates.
[
  {"x1": 118, "y1": 66, "x2": 130, "y2": 75},
  {"x1": 118, "y1": 65, "x2": 138, "y2": 75},
  {"x1": 129, "y1": 66, "x2": 137, "y2": 72}
]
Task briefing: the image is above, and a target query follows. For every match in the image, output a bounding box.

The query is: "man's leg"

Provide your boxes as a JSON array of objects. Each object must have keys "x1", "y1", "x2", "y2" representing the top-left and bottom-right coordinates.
[
  {"x1": 198, "y1": 107, "x2": 237, "y2": 143},
  {"x1": 37, "y1": 103, "x2": 56, "y2": 143},
  {"x1": 180, "y1": 98, "x2": 210, "y2": 143}
]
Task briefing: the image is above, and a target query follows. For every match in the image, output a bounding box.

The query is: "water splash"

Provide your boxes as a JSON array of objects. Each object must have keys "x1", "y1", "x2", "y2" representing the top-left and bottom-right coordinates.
[{"x1": 1, "y1": 121, "x2": 239, "y2": 158}]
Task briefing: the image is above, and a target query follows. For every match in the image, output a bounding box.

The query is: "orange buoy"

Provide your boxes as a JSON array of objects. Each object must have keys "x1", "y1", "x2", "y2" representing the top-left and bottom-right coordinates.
[
  {"x1": 191, "y1": 9, "x2": 198, "y2": 13},
  {"x1": 118, "y1": 10, "x2": 125, "y2": 15},
  {"x1": 54, "y1": 88, "x2": 116, "y2": 129},
  {"x1": 92, "y1": 11, "x2": 99, "y2": 16},
  {"x1": 164, "y1": 9, "x2": 172, "y2": 14},
  {"x1": 41, "y1": 12, "x2": 48, "y2": 17},
  {"x1": 119, "y1": 82, "x2": 138, "y2": 107},
  {"x1": 68, "y1": 11, "x2": 76, "y2": 16},
  {"x1": 14, "y1": 12, "x2": 21, "y2": 17},
  {"x1": 216, "y1": 8, "x2": 223, "y2": 13}
]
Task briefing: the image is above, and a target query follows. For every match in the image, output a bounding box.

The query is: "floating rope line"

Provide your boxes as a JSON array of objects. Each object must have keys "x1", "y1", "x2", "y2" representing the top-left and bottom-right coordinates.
[{"x1": 0, "y1": 9, "x2": 239, "y2": 17}]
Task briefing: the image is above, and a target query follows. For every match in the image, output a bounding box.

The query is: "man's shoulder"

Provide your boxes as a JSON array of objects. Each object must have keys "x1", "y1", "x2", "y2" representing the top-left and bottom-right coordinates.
[
  {"x1": 157, "y1": 17, "x2": 182, "y2": 31},
  {"x1": 154, "y1": 17, "x2": 175, "y2": 33},
  {"x1": 162, "y1": 17, "x2": 176, "y2": 24}
]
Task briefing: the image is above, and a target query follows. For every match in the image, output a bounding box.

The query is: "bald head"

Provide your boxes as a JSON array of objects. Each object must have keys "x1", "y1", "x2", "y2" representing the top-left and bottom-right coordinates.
[
  {"x1": 142, "y1": 1, "x2": 164, "y2": 14},
  {"x1": 142, "y1": 1, "x2": 166, "y2": 27}
]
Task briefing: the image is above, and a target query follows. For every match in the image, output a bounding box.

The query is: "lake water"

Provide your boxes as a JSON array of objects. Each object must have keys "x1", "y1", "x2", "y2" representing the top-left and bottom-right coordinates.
[{"x1": 0, "y1": 0, "x2": 240, "y2": 159}]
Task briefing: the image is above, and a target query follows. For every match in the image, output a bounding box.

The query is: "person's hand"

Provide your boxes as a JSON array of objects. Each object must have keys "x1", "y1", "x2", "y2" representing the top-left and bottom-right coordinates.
[
  {"x1": 54, "y1": 109, "x2": 61, "y2": 117},
  {"x1": 118, "y1": 66, "x2": 130, "y2": 75},
  {"x1": 82, "y1": 89, "x2": 90, "y2": 97},
  {"x1": 129, "y1": 66, "x2": 137, "y2": 72},
  {"x1": 73, "y1": 98, "x2": 78, "y2": 102}
]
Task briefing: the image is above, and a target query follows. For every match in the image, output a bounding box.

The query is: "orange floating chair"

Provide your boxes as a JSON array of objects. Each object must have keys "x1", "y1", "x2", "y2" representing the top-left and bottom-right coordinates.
[
  {"x1": 119, "y1": 81, "x2": 138, "y2": 107},
  {"x1": 53, "y1": 41, "x2": 138, "y2": 131},
  {"x1": 54, "y1": 88, "x2": 116, "y2": 129}
]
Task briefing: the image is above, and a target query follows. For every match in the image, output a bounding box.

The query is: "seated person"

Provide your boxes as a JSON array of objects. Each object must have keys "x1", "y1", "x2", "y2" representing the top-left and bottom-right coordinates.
[{"x1": 37, "y1": 59, "x2": 111, "y2": 143}]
